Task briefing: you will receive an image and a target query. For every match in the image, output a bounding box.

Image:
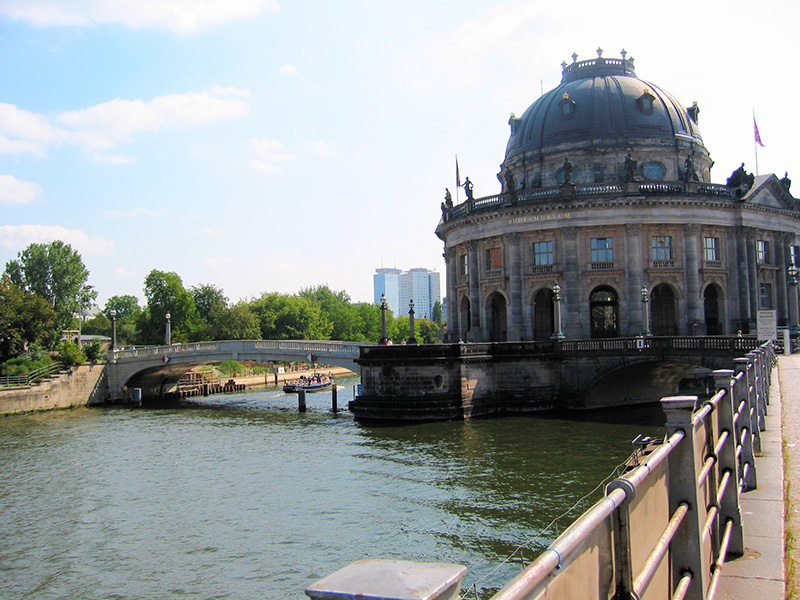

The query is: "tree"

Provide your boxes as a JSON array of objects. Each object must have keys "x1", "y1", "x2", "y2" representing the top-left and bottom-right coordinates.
[
  {"x1": 431, "y1": 300, "x2": 443, "y2": 325},
  {"x1": 5, "y1": 241, "x2": 96, "y2": 331},
  {"x1": 105, "y1": 295, "x2": 142, "y2": 321},
  {"x1": 139, "y1": 270, "x2": 199, "y2": 344},
  {"x1": 0, "y1": 275, "x2": 58, "y2": 362},
  {"x1": 191, "y1": 284, "x2": 228, "y2": 340},
  {"x1": 216, "y1": 303, "x2": 260, "y2": 339},
  {"x1": 299, "y1": 284, "x2": 362, "y2": 340},
  {"x1": 248, "y1": 292, "x2": 333, "y2": 340}
]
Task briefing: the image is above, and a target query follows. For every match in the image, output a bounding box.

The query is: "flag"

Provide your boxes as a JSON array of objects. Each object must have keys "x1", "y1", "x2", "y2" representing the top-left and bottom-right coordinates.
[
  {"x1": 754, "y1": 115, "x2": 764, "y2": 147},
  {"x1": 456, "y1": 155, "x2": 461, "y2": 187}
]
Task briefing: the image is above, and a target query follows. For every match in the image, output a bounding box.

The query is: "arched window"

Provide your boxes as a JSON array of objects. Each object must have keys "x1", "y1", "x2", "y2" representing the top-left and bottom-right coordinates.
[
  {"x1": 651, "y1": 284, "x2": 677, "y2": 336},
  {"x1": 488, "y1": 293, "x2": 508, "y2": 342},
  {"x1": 590, "y1": 287, "x2": 619, "y2": 338},
  {"x1": 704, "y1": 285, "x2": 722, "y2": 335},
  {"x1": 533, "y1": 288, "x2": 555, "y2": 341},
  {"x1": 459, "y1": 296, "x2": 471, "y2": 341}
]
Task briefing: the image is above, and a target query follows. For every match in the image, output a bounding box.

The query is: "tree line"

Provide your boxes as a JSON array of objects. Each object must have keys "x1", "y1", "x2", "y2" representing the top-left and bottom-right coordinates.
[{"x1": 1, "y1": 241, "x2": 443, "y2": 366}]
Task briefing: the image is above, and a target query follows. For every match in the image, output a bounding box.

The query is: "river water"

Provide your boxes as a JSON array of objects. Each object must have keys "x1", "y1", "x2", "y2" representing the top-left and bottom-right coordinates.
[{"x1": 0, "y1": 376, "x2": 664, "y2": 599}]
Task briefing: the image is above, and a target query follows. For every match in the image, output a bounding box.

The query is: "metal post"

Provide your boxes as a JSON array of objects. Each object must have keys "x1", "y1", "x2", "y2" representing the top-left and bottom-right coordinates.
[
  {"x1": 380, "y1": 294, "x2": 388, "y2": 344},
  {"x1": 551, "y1": 281, "x2": 565, "y2": 339},
  {"x1": 298, "y1": 389, "x2": 307, "y2": 412},
  {"x1": 110, "y1": 309, "x2": 117, "y2": 356},
  {"x1": 165, "y1": 312, "x2": 171, "y2": 346},
  {"x1": 331, "y1": 385, "x2": 338, "y2": 413},
  {"x1": 408, "y1": 299, "x2": 417, "y2": 344},
  {"x1": 641, "y1": 284, "x2": 652, "y2": 336}
]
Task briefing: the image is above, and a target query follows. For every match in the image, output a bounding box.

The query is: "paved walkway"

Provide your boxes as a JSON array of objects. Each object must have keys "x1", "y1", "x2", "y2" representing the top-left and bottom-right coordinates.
[{"x1": 717, "y1": 353, "x2": 800, "y2": 599}]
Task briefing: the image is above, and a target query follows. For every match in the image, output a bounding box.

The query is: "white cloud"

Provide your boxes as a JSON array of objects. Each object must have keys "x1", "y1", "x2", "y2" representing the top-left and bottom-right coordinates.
[
  {"x1": 279, "y1": 64, "x2": 298, "y2": 76},
  {"x1": 94, "y1": 153, "x2": 138, "y2": 164},
  {"x1": 212, "y1": 85, "x2": 252, "y2": 97},
  {"x1": 249, "y1": 159, "x2": 281, "y2": 174},
  {"x1": 250, "y1": 138, "x2": 298, "y2": 161},
  {"x1": 0, "y1": 224, "x2": 114, "y2": 255},
  {"x1": 305, "y1": 141, "x2": 336, "y2": 156},
  {"x1": 0, "y1": 175, "x2": 44, "y2": 204},
  {"x1": 0, "y1": 0, "x2": 281, "y2": 33}
]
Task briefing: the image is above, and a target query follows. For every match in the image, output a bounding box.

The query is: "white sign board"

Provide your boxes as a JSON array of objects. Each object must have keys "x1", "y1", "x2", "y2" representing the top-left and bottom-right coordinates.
[{"x1": 757, "y1": 309, "x2": 778, "y2": 341}]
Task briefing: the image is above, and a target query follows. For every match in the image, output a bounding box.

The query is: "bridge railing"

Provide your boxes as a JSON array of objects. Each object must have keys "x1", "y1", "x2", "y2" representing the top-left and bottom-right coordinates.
[
  {"x1": 306, "y1": 342, "x2": 776, "y2": 600},
  {"x1": 113, "y1": 340, "x2": 363, "y2": 360}
]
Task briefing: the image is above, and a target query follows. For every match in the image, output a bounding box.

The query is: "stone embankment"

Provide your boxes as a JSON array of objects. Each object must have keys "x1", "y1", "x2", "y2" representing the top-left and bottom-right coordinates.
[{"x1": 0, "y1": 364, "x2": 107, "y2": 415}]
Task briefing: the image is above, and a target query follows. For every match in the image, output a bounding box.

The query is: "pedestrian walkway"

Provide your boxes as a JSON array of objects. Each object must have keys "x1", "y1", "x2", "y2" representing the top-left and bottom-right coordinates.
[{"x1": 717, "y1": 354, "x2": 799, "y2": 599}]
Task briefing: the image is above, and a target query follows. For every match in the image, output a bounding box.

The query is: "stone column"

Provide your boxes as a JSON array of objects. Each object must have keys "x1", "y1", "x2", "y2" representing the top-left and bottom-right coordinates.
[
  {"x1": 444, "y1": 248, "x2": 458, "y2": 342},
  {"x1": 625, "y1": 224, "x2": 643, "y2": 335},
  {"x1": 466, "y1": 240, "x2": 481, "y2": 341},
  {"x1": 735, "y1": 227, "x2": 752, "y2": 331},
  {"x1": 777, "y1": 233, "x2": 790, "y2": 326},
  {"x1": 725, "y1": 229, "x2": 740, "y2": 334},
  {"x1": 507, "y1": 233, "x2": 524, "y2": 340},
  {"x1": 561, "y1": 226, "x2": 582, "y2": 338},
  {"x1": 684, "y1": 224, "x2": 702, "y2": 333},
  {"x1": 745, "y1": 228, "x2": 758, "y2": 329}
]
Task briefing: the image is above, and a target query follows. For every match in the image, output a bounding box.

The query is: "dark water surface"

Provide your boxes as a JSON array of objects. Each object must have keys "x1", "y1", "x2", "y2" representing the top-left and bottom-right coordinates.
[{"x1": 0, "y1": 376, "x2": 663, "y2": 599}]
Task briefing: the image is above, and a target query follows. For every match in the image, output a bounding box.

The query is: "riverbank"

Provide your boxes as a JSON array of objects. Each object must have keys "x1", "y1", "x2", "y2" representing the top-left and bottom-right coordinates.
[
  {"x1": 0, "y1": 364, "x2": 106, "y2": 416},
  {"x1": 191, "y1": 365, "x2": 355, "y2": 392}
]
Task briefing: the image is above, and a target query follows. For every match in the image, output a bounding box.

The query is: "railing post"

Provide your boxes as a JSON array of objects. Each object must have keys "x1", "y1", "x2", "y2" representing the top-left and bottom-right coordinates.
[
  {"x1": 606, "y1": 478, "x2": 636, "y2": 599},
  {"x1": 747, "y1": 351, "x2": 767, "y2": 431},
  {"x1": 661, "y1": 395, "x2": 709, "y2": 600},
  {"x1": 733, "y1": 357, "x2": 759, "y2": 492},
  {"x1": 712, "y1": 369, "x2": 744, "y2": 558}
]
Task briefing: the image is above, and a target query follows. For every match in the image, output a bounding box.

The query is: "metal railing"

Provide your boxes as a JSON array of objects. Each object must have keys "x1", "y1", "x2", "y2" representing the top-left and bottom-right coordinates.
[{"x1": 0, "y1": 361, "x2": 63, "y2": 387}]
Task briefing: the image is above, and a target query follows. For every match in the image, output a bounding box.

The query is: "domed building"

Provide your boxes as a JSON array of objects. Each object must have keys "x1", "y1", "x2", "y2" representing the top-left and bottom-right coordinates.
[{"x1": 437, "y1": 50, "x2": 798, "y2": 342}]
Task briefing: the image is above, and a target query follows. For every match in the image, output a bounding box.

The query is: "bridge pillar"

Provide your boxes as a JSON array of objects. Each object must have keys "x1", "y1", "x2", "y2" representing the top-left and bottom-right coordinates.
[
  {"x1": 661, "y1": 395, "x2": 711, "y2": 600},
  {"x1": 298, "y1": 389, "x2": 307, "y2": 412}
]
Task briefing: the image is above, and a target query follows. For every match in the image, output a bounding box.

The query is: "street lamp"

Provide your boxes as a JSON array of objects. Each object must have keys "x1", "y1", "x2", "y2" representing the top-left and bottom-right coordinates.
[
  {"x1": 109, "y1": 309, "x2": 117, "y2": 358},
  {"x1": 551, "y1": 281, "x2": 565, "y2": 340},
  {"x1": 641, "y1": 284, "x2": 652, "y2": 336},
  {"x1": 408, "y1": 299, "x2": 417, "y2": 344},
  {"x1": 380, "y1": 294, "x2": 388, "y2": 344},
  {"x1": 788, "y1": 264, "x2": 799, "y2": 336},
  {"x1": 165, "y1": 312, "x2": 171, "y2": 346}
]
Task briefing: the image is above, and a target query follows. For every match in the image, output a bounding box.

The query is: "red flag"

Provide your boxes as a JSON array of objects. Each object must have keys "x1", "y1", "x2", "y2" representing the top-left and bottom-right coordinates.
[
  {"x1": 455, "y1": 155, "x2": 461, "y2": 187},
  {"x1": 754, "y1": 115, "x2": 764, "y2": 147}
]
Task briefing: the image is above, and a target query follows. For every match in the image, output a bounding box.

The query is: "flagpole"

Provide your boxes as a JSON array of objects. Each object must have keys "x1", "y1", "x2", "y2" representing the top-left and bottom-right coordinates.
[
  {"x1": 455, "y1": 154, "x2": 460, "y2": 203},
  {"x1": 753, "y1": 110, "x2": 759, "y2": 176}
]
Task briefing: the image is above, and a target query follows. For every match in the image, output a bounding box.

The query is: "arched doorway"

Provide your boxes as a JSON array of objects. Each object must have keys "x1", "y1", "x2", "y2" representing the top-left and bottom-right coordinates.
[
  {"x1": 487, "y1": 292, "x2": 508, "y2": 342},
  {"x1": 533, "y1": 288, "x2": 555, "y2": 341},
  {"x1": 651, "y1": 284, "x2": 677, "y2": 336},
  {"x1": 704, "y1": 284, "x2": 722, "y2": 335},
  {"x1": 590, "y1": 287, "x2": 619, "y2": 338},
  {"x1": 459, "y1": 296, "x2": 471, "y2": 341}
]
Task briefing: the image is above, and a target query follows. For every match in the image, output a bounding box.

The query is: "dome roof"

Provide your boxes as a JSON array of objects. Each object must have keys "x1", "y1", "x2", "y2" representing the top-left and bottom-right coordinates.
[{"x1": 505, "y1": 53, "x2": 703, "y2": 163}]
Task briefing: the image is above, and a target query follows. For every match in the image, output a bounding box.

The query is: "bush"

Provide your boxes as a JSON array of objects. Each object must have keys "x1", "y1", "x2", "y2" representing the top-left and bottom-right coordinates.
[
  {"x1": 83, "y1": 341, "x2": 105, "y2": 362},
  {"x1": 56, "y1": 341, "x2": 86, "y2": 367},
  {"x1": 0, "y1": 355, "x2": 54, "y2": 377},
  {"x1": 219, "y1": 360, "x2": 244, "y2": 376}
]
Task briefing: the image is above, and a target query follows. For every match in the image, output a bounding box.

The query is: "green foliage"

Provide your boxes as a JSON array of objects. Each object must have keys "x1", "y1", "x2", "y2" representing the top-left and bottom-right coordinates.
[
  {"x1": 0, "y1": 354, "x2": 54, "y2": 377},
  {"x1": 105, "y1": 295, "x2": 142, "y2": 321},
  {"x1": 4, "y1": 241, "x2": 96, "y2": 331},
  {"x1": 299, "y1": 285, "x2": 363, "y2": 341},
  {"x1": 56, "y1": 341, "x2": 86, "y2": 367},
  {"x1": 248, "y1": 292, "x2": 333, "y2": 340},
  {"x1": 219, "y1": 360, "x2": 244, "y2": 376},
  {"x1": 215, "y1": 304, "x2": 261, "y2": 340},
  {"x1": 431, "y1": 300, "x2": 443, "y2": 325},
  {"x1": 139, "y1": 270, "x2": 200, "y2": 344},
  {"x1": 83, "y1": 340, "x2": 105, "y2": 362},
  {"x1": 0, "y1": 275, "x2": 59, "y2": 362}
]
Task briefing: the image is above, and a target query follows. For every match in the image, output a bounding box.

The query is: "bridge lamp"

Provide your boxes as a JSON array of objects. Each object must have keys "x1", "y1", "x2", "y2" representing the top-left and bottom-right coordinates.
[
  {"x1": 408, "y1": 299, "x2": 417, "y2": 344},
  {"x1": 788, "y1": 264, "x2": 799, "y2": 336},
  {"x1": 380, "y1": 294, "x2": 388, "y2": 344},
  {"x1": 165, "y1": 312, "x2": 171, "y2": 346},
  {"x1": 551, "y1": 281, "x2": 565, "y2": 340},
  {"x1": 641, "y1": 285, "x2": 652, "y2": 337},
  {"x1": 109, "y1": 309, "x2": 117, "y2": 357}
]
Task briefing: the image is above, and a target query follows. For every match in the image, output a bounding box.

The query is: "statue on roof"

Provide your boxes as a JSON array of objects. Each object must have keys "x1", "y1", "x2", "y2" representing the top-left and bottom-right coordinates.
[
  {"x1": 561, "y1": 158, "x2": 574, "y2": 185},
  {"x1": 782, "y1": 172, "x2": 792, "y2": 193},
  {"x1": 444, "y1": 188, "x2": 453, "y2": 208},
  {"x1": 463, "y1": 177, "x2": 474, "y2": 200},
  {"x1": 688, "y1": 101, "x2": 700, "y2": 124},
  {"x1": 503, "y1": 168, "x2": 516, "y2": 194},
  {"x1": 624, "y1": 153, "x2": 637, "y2": 182}
]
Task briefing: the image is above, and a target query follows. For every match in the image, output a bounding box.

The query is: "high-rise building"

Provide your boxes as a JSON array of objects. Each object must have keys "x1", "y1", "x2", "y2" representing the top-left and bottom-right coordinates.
[
  {"x1": 374, "y1": 267, "x2": 441, "y2": 319},
  {"x1": 373, "y1": 268, "x2": 401, "y2": 316}
]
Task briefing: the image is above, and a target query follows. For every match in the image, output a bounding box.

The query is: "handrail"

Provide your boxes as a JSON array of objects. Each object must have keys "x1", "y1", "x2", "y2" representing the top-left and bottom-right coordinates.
[{"x1": 0, "y1": 361, "x2": 62, "y2": 387}]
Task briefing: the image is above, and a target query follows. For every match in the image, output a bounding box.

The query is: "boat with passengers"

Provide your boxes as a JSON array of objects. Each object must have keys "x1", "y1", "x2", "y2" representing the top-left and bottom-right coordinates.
[{"x1": 282, "y1": 373, "x2": 333, "y2": 394}]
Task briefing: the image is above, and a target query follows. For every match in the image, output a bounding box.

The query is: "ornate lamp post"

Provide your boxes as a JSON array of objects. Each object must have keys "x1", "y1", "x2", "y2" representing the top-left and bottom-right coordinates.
[
  {"x1": 408, "y1": 299, "x2": 417, "y2": 344},
  {"x1": 788, "y1": 264, "x2": 799, "y2": 336},
  {"x1": 641, "y1": 285, "x2": 652, "y2": 336},
  {"x1": 109, "y1": 309, "x2": 117, "y2": 358},
  {"x1": 165, "y1": 312, "x2": 171, "y2": 346},
  {"x1": 380, "y1": 294, "x2": 388, "y2": 344},
  {"x1": 551, "y1": 281, "x2": 565, "y2": 340}
]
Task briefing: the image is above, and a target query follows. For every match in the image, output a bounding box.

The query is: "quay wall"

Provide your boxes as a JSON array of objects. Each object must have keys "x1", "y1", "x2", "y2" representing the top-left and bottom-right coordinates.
[{"x1": 0, "y1": 364, "x2": 107, "y2": 416}]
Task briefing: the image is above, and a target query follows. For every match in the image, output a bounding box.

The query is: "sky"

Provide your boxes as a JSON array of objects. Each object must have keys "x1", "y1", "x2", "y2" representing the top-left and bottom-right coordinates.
[{"x1": 0, "y1": 0, "x2": 798, "y2": 309}]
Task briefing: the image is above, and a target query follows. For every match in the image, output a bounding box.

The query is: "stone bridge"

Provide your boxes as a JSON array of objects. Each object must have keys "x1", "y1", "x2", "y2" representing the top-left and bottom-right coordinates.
[
  {"x1": 354, "y1": 336, "x2": 767, "y2": 422},
  {"x1": 108, "y1": 340, "x2": 363, "y2": 399}
]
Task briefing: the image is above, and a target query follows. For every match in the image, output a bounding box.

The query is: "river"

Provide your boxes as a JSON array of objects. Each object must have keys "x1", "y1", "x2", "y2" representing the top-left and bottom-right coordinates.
[{"x1": 0, "y1": 375, "x2": 664, "y2": 599}]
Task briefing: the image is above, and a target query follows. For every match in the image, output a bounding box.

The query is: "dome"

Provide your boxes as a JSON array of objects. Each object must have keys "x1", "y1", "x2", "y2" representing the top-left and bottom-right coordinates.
[{"x1": 501, "y1": 51, "x2": 709, "y2": 188}]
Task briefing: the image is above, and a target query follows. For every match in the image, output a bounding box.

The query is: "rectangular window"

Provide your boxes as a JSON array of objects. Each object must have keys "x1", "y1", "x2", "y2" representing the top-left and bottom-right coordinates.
[
  {"x1": 651, "y1": 236, "x2": 673, "y2": 261},
  {"x1": 703, "y1": 237, "x2": 720, "y2": 261},
  {"x1": 458, "y1": 254, "x2": 468, "y2": 277},
  {"x1": 756, "y1": 240, "x2": 770, "y2": 264},
  {"x1": 533, "y1": 241, "x2": 554, "y2": 266},
  {"x1": 792, "y1": 245, "x2": 800, "y2": 267},
  {"x1": 485, "y1": 247, "x2": 503, "y2": 271},
  {"x1": 759, "y1": 282, "x2": 773, "y2": 309},
  {"x1": 591, "y1": 237, "x2": 614, "y2": 263}
]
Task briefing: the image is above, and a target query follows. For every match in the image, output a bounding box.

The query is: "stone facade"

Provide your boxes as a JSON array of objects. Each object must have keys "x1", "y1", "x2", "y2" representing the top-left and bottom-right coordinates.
[{"x1": 437, "y1": 52, "x2": 799, "y2": 342}]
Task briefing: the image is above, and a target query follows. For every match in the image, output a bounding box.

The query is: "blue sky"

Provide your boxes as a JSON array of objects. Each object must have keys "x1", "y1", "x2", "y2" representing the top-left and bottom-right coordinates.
[{"x1": 0, "y1": 0, "x2": 797, "y2": 308}]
